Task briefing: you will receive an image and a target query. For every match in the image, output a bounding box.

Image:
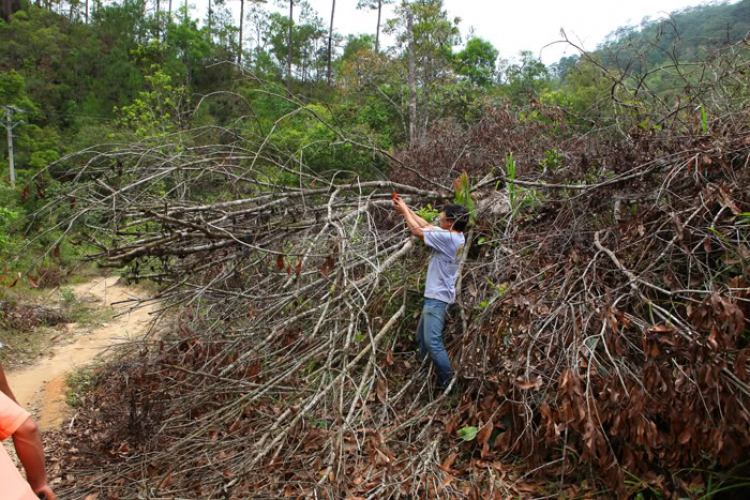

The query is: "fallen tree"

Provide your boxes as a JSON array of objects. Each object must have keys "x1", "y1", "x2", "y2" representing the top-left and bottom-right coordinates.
[{"x1": 28, "y1": 41, "x2": 750, "y2": 499}]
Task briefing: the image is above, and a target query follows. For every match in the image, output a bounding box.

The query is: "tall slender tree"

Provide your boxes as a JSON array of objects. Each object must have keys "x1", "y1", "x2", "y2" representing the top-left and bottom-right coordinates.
[
  {"x1": 356, "y1": 0, "x2": 393, "y2": 53},
  {"x1": 407, "y1": 3, "x2": 416, "y2": 147},
  {"x1": 387, "y1": 0, "x2": 461, "y2": 144},
  {"x1": 327, "y1": 0, "x2": 335, "y2": 86},
  {"x1": 238, "y1": 0, "x2": 244, "y2": 64},
  {"x1": 276, "y1": 0, "x2": 297, "y2": 93}
]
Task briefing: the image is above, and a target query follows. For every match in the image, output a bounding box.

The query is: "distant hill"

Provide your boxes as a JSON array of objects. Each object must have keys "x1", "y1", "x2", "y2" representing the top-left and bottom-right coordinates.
[{"x1": 555, "y1": 0, "x2": 750, "y2": 79}]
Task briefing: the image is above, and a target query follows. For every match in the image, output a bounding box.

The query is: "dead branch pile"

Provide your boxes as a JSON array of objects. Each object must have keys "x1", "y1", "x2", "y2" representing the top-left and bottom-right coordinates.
[
  {"x1": 34, "y1": 43, "x2": 750, "y2": 499},
  {"x1": 0, "y1": 301, "x2": 67, "y2": 330}
]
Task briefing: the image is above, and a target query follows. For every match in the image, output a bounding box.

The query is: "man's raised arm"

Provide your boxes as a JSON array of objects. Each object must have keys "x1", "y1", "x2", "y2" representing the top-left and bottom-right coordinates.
[{"x1": 394, "y1": 197, "x2": 431, "y2": 239}]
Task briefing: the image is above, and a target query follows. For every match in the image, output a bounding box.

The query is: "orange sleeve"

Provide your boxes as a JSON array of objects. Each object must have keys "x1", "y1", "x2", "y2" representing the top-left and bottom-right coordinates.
[{"x1": 0, "y1": 390, "x2": 30, "y2": 441}]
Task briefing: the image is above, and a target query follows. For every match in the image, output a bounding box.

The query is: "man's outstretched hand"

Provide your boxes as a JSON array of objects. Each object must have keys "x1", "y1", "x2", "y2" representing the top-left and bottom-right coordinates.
[{"x1": 393, "y1": 195, "x2": 407, "y2": 214}]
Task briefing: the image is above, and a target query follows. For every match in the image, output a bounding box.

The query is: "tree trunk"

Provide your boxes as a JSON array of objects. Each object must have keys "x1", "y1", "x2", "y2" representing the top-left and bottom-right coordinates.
[
  {"x1": 2, "y1": 0, "x2": 10, "y2": 23},
  {"x1": 327, "y1": 0, "x2": 335, "y2": 86},
  {"x1": 375, "y1": 0, "x2": 382, "y2": 53},
  {"x1": 407, "y1": 6, "x2": 417, "y2": 148},
  {"x1": 5, "y1": 107, "x2": 16, "y2": 187},
  {"x1": 287, "y1": 0, "x2": 293, "y2": 94},
  {"x1": 85, "y1": 0, "x2": 89, "y2": 23},
  {"x1": 207, "y1": 0, "x2": 211, "y2": 45},
  {"x1": 238, "y1": 0, "x2": 244, "y2": 64}
]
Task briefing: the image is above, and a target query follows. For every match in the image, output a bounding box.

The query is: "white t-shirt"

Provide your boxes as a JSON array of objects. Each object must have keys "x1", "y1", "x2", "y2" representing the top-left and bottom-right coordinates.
[{"x1": 423, "y1": 228, "x2": 465, "y2": 304}]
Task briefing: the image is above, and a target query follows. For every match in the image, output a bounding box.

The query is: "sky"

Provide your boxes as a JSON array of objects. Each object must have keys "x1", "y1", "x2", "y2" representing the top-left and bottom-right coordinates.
[{"x1": 203, "y1": 0, "x2": 726, "y2": 65}]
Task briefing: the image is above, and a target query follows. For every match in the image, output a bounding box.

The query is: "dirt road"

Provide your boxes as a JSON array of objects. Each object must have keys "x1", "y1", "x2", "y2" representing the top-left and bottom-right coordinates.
[{"x1": 7, "y1": 277, "x2": 155, "y2": 430}]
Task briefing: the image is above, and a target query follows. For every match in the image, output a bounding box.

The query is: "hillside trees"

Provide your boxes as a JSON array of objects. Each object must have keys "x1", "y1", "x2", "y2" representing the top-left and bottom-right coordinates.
[
  {"x1": 0, "y1": 71, "x2": 61, "y2": 178},
  {"x1": 597, "y1": 0, "x2": 750, "y2": 74},
  {"x1": 266, "y1": 4, "x2": 327, "y2": 85},
  {"x1": 454, "y1": 37, "x2": 498, "y2": 88},
  {"x1": 274, "y1": 0, "x2": 298, "y2": 92},
  {"x1": 500, "y1": 50, "x2": 550, "y2": 105},
  {"x1": 386, "y1": 0, "x2": 460, "y2": 145},
  {"x1": 356, "y1": 0, "x2": 393, "y2": 53}
]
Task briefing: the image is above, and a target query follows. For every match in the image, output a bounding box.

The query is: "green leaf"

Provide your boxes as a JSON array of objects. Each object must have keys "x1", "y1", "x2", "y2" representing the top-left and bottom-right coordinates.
[
  {"x1": 584, "y1": 336, "x2": 600, "y2": 351},
  {"x1": 457, "y1": 426, "x2": 478, "y2": 441}
]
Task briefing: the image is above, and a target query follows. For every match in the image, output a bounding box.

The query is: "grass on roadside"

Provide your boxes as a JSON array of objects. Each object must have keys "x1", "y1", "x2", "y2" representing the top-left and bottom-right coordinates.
[{"x1": 66, "y1": 363, "x2": 105, "y2": 408}]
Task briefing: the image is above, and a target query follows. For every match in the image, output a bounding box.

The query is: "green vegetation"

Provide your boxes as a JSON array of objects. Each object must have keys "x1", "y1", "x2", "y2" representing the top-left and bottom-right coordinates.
[
  {"x1": 66, "y1": 363, "x2": 104, "y2": 408},
  {"x1": 552, "y1": 1, "x2": 750, "y2": 98}
]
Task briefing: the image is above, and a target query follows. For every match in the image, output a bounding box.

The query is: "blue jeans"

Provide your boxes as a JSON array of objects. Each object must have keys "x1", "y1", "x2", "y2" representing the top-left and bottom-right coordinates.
[{"x1": 416, "y1": 298, "x2": 453, "y2": 389}]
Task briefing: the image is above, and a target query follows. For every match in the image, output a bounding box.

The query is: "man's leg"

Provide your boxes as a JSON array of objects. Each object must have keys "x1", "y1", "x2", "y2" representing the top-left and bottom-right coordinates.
[{"x1": 421, "y1": 302, "x2": 452, "y2": 389}]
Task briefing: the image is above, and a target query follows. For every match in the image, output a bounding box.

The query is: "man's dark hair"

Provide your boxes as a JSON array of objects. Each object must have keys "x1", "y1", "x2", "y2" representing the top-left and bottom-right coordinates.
[{"x1": 444, "y1": 204, "x2": 470, "y2": 232}]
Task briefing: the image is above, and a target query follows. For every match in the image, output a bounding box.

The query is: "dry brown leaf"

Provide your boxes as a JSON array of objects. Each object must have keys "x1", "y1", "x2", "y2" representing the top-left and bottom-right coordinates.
[
  {"x1": 27, "y1": 274, "x2": 40, "y2": 289},
  {"x1": 439, "y1": 452, "x2": 458, "y2": 473},
  {"x1": 477, "y1": 420, "x2": 493, "y2": 445},
  {"x1": 678, "y1": 428, "x2": 692, "y2": 445},
  {"x1": 385, "y1": 349, "x2": 394, "y2": 366},
  {"x1": 376, "y1": 378, "x2": 387, "y2": 404},
  {"x1": 159, "y1": 473, "x2": 173, "y2": 489},
  {"x1": 514, "y1": 378, "x2": 540, "y2": 390},
  {"x1": 736, "y1": 350, "x2": 747, "y2": 379}
]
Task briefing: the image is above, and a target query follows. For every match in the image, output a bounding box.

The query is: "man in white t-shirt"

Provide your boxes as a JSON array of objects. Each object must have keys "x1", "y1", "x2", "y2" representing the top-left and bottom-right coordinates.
[{"x1": 394, "y1": 197, "x2": 469, "y2": 391}]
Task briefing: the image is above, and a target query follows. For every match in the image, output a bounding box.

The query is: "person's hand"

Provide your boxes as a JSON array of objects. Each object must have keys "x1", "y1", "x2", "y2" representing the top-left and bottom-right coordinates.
[
  {"x1": 34, "y1": 485, "x2": 56, "y2": 500},
  {"x1": 393, "y1": 196, "x2": 407, "y2": 214}
]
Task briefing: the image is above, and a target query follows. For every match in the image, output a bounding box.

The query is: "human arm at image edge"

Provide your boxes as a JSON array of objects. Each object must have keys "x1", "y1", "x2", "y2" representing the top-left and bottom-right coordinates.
[{"x1": 12, "y1": 416, "x2": 53, "y2": 497}]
